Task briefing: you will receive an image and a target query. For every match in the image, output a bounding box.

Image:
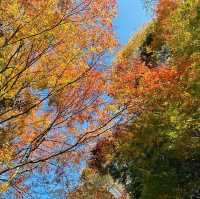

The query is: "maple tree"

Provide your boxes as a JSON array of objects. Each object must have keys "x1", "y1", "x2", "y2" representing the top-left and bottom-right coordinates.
[
  {"x1": 87, "y1": 0, "x2": 200, "y2": 198},
  {"x1": 0, "y1": 0, "x2": 118, "y2": 197}
]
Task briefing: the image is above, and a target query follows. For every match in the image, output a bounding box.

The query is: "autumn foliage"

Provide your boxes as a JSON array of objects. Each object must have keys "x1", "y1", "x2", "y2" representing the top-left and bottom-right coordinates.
[
  {"x1": 87, "y1": 0, "x2": 200, "y2": 198},
  {"x1": 0, "y1": 0, "x2": 200, "y2": 198},
  {"x1": 0, "y1": 0, "x2": 117, "y2": 196}
]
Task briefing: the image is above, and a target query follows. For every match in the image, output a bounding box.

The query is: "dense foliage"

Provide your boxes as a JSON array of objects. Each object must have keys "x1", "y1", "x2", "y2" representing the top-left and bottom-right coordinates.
[
  {"x1": 0, "y1": 0, "x2": 200, "y2": 198},
  {"x1": 88, "y1": 0, "x2": 200, "y2": 198}
]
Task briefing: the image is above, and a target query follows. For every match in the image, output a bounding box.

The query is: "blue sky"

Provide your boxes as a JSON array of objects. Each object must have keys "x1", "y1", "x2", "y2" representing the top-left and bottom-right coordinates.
[{"x1": 114, "y1": 0, "x2": 151, "y2": 44}]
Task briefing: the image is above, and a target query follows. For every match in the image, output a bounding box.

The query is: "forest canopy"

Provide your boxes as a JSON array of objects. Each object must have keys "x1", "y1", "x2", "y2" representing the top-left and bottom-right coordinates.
[{"x1": 0, "y1": 0, "x2": 200, "y2": 198}]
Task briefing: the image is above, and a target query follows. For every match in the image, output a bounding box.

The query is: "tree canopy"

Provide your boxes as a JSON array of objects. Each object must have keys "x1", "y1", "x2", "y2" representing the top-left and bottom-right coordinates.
[
  {"x1": 0, "y1": 0, "x2": 117, "y2": 197},
  {"x1": 0, "y1": 0, "x2": 200, "y2": 198},
  {"x1": 88, "y1": 0, "x2": 200, "y2": 198}
]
